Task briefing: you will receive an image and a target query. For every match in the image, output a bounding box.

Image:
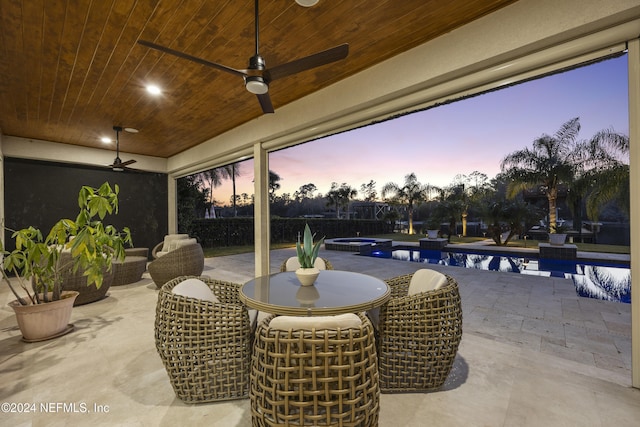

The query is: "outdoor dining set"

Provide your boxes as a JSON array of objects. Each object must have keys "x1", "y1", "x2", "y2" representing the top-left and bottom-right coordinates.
[{"x1": 150, "y1": 235, "x2": 463, "y2": 427}]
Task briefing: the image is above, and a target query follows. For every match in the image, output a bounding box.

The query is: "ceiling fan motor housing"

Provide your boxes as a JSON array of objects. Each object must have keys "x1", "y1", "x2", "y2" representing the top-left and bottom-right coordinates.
[{"x1": 249, "y1": 54, "x2": 265, "y2": 70}]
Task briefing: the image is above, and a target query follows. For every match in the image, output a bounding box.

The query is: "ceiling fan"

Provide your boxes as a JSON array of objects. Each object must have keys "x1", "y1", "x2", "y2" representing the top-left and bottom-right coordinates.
[
  {"x1": 137, "y1": 0, "x2": 349, "y2": 114},
  {"x1": 108, "y1": 126, "x2": 137, "y2": 171}
]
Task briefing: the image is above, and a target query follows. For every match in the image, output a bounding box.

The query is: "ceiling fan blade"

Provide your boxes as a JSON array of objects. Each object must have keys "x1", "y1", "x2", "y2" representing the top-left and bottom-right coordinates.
[
  {"x1": 137, "y1": 40, "x2": 247, "y2": 78},
  {"x1": 120, "y1": 159, "x2": 137, "y2": 167},
  {"x1": 267, "y1": 43, "x2": 349, "y2": 81},
  {"x1": 257, "y1": 93, "x2": 274, "y2": 114}
]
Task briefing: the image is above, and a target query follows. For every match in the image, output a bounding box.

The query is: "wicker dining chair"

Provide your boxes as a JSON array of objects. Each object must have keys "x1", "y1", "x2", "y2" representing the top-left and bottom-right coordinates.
[
  {"x1": 155, "y1": 276, "x2": 252, "y2": 403},
  {"x1": 250, "y1": 312, "x2": 380, "y2": 427},
  {"x1": 148, "y1": 242, "x2": 204, "y2": 288},
  {"x1": 279, "y1": 256, "x2": 334, "y2": 272},
  {"x1": 377, "y1": 270, "x2": 463, "y2": 392}
]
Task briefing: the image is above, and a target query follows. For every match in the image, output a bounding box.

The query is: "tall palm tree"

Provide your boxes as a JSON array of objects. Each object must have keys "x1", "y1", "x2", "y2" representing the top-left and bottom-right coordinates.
[
  {"x1": 196, "y1": 163, "x2": 240, "y2": 215},
  {"x1": 502, "y1": 117, "x2": 628, "y2": 233},
  {"x1": 500, "y1": 117, "x2": 583, "y2": 233},
  {"x1": 326, "y1": 182, "x2": 358, "y2": 218},
  {"x1": 381, "y1": 173, "x2": 431, "y2": 234},
  {"x1": 581, "y1": 129, "x2": 630, "y2": 220}
]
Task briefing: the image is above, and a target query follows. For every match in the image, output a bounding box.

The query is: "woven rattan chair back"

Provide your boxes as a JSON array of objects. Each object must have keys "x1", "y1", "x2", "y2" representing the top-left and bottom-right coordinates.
[
  {"x1": 148, "y1": 243, "x2": 204, "y2": 288},
  {"x1": 155, "y1": 276, "x2": 252, "y2": 403},
  {"x1": 377, "y1": 272, "x2": 463, "y2": 392},
  {"x1": 250, "y1": 312, "x2": 380, "y2": 426}
]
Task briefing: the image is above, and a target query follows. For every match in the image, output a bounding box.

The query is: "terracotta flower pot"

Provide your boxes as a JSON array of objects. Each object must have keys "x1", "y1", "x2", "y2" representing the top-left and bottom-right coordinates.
[{"x1": 8, "y1": 291, "x2": 78, "y2": 342}]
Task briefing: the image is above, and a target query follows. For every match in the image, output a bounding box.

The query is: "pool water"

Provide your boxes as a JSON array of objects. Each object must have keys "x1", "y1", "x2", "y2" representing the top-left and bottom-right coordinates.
[{"x1": 369, "y1": 249, "x2": 631, "y2": 303}]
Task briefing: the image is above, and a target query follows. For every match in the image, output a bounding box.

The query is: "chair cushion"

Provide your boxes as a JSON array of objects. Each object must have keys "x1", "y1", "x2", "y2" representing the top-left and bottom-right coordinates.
[
  {"x1": 162, "y1": 234, "x2": 189, "y2": 250},
  {"x1": 408, "y1": 269, "x2": 447, "y2": 295},
  {"x1": 269, "y1": 313, "x2": 361, "y2": 331},
  {"x1": 171, "y1": 278, "x2": 219, "y2": 303},
  {"x1": 284, "y1": 256, "x2": 326, "y2": 271},
  {"x1": 171, "y1": 238, "x2": 197, "y2": 250}
]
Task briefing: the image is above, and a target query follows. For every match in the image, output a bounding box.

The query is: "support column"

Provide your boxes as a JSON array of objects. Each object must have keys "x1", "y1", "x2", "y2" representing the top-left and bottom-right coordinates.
[
  {"x1": 628, "y1": 37, "x2": 640, "y2": 389},
  {"x1": 628, "y1": 39, "x2": 640, "y2": 388},
  {"x1": 167, "y1": 175, "x2": 178, "y2": 234},
  {"x1": 254, "y1": 143, "x2": 270, "y2": 277}
]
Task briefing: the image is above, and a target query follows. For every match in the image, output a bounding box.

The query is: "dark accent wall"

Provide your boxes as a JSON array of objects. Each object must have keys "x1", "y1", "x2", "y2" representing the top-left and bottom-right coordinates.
[{"x1": 3, "y1": 157, "x2": 168, "y2": 257}]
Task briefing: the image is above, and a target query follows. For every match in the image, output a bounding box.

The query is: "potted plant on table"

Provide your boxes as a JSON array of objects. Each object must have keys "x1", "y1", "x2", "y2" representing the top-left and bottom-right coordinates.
[
  {"x1": 295, "y1": 224, "x2": 324, "y2": 287},
  {"x1": 1, "y1": 182, "x2": 132, "y2": 342}
]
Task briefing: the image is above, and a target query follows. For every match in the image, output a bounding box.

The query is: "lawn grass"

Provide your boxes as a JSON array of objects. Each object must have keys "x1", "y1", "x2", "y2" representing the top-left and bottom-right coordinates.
[
  {"x1": 202, "y1": 233, "x2": 629, "y2": 257},
  {"x1": 203, "y1": 242, "x2": 295, "y2": 258}
]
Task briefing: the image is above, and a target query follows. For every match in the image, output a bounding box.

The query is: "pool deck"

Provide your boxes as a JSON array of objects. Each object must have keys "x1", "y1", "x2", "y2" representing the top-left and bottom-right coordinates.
[{"x1": 1, "y1": 247, "x2": 638, "y2": 426}]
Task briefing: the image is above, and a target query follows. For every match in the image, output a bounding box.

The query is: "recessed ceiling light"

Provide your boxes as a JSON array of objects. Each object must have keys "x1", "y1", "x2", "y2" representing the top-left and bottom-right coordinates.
[
  {"x1": 296, "y1": 0, "x2": 319, "y2": 6},
  {"x1": 101, "y1": 137, "x2": 111, "y2": 143},
  {"x1": 146, "y1": 84, "x2": 161, "y2": 95}
]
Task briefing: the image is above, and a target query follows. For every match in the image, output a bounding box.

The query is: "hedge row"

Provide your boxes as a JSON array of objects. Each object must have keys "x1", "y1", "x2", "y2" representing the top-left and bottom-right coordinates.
[{"x1": 188, "y1": 218, "x2": 391, "y2": 248}]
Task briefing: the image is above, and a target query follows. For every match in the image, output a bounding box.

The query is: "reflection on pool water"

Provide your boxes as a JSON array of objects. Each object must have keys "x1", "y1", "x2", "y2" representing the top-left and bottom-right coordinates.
[{"x1": 370, "y1": 249, "x2": 631, "y2": 303}]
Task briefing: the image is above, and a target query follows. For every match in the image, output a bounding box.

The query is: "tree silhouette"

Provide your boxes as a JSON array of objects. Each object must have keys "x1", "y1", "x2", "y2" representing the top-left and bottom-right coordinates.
[
  {"x1": 381, "y1": 173, "x2": 431, "y2": 234},
  {"x1": 360, "y1": 180, "x2": 377, "y2": 201},
  {"x1": 501, "y1": 117, "x2": 628, "y2": 234},
  {"x1": 268, "y1": 170, "x2": 281, "y2": 203},
  {"x1": 326, "y1": 182, "x2": 358, "y2": 218}
]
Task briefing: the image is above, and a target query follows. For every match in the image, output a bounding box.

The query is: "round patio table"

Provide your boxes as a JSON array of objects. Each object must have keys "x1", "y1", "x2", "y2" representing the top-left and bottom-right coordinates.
[{"x1": 239, "y1": 270, "x2": 390, "y2": 316}]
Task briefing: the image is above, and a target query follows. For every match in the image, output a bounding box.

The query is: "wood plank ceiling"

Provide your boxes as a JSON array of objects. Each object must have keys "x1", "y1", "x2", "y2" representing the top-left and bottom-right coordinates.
[{"x1": 0, "y1": 0, "x2": 517, "y2": 159}]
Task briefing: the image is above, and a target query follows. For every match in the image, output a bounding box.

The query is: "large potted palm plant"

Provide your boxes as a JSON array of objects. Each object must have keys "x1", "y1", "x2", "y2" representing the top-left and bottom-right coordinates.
[{"x1": 1, "y1": 182, "x2": 132, "y2": 342}]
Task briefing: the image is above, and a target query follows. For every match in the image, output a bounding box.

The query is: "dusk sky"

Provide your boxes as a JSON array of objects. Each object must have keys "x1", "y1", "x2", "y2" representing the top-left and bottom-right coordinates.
[{"x1": 210, "y1": 54, "x2": 629, "y2": 205}]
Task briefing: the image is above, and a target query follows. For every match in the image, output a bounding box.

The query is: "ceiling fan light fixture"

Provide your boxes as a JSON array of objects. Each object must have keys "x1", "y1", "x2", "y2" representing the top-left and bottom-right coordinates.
[
  {"x1": 295, "y1": 0, "x2": 319, "y2": 6},
  {"x1": 245, "y1": 76, "x2": 269, "y2": 94}
]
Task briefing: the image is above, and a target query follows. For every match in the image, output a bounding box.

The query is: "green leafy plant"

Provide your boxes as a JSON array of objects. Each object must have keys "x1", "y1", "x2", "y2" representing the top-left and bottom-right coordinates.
[
  {"x1": 296, "y1": 224, "x2": 324, "y2": 268},
  {"x1": 1, "y1": 182, "x2": 132, "y2": 305},
  {"x1": 551, "y1": 223, "x2": 570, "y2": 234}
]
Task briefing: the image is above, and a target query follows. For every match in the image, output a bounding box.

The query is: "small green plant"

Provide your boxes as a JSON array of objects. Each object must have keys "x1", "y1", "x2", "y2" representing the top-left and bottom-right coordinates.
[
  {"x1": 296, "y1": 224, "x2": 324, "y2": 268},
  {"x1": 1, "y1": 182, "x2": 132, "y2": 305},
  {"x1": 426, "y1": 215, "x2": 441, "y2": 230},
  {"x1": 551, "y1": 223, "x2": 570, "y2": 234}
]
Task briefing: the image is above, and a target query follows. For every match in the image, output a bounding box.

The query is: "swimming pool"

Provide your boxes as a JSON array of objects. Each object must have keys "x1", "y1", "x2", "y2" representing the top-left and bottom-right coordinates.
[{"x1": 369, "y1": 248, "x2": 631, "y2": 303}]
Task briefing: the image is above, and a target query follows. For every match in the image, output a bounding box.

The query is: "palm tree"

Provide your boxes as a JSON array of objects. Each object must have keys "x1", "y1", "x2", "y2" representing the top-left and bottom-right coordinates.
[
  {"x1": 502, "y1": 117, "x2": 629, "y2": 234},
  {"x1": 196, "y1": 163, "x2": 240, "y2": 215},
  {"x1": 381, "y1": 173, "x2": 432, "y2": 234},
  {"x1": 581, "y1": 129, "x2": 630, "y2": 220},
  {"x1": 500, "y1": 117, "x2": 584, "y2": 233},
  {"x1": 325, "y1": 182, "x2": 358, "y2": 218}
]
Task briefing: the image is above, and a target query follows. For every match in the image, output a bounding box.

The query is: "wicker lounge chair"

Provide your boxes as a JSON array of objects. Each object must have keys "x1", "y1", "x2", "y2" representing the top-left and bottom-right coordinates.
[
  {"x1": 112, "y1": 255, "x2": 147, "y2": 286},
  {"x1": 250, "y1": 312, "x2": 380, "y2": 426},
  {"x1": 124, "y1": 247, "x2": 149, "y2": 259},
  {"x1": 155, "y1": 276, "x2": 252, "y2": 403},
  {"x1": 148, "y1": 242, "x2": 204, "y2": 288},
  {"x1": 377, "y1": 270, "x2": 463, "y2": 392},
  {"x1": 279, "y1": 256, "x2": 333, "y2": 272},
  {"x1": 55, "y1": 252, "x2": 114, "y2": 306},
  {"x1": 151, "y1": 234, "x2": 190, "y2": 258}
]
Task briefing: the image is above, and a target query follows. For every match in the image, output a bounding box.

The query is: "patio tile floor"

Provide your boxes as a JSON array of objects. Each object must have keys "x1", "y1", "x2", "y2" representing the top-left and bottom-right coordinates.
[{"x1": 1, "y1": 247, "x2": 638, "y2": 426}]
